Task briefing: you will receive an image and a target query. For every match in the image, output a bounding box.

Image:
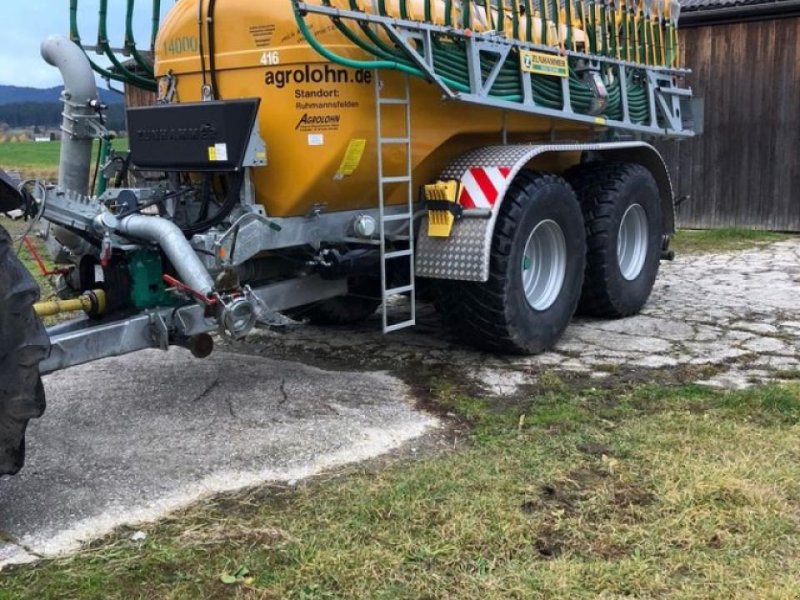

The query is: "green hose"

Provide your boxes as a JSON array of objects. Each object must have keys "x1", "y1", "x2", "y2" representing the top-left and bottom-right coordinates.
[
  {"x1": 70, "y1": 0, "x2": 129, "y2": 85},
  {"x1": 99, "y1": 0, "x2": 157, "y2": 90},
  {"x1": 294, "y1": 0, "x2": 655, "y2": 125},
  {"x1": 125, "y1": 0, "x2": 156, "y2": 76},
  {"x1": 70, "y1": 0, "x2": 158, "y2": 91},
  {"x1": 522, "y1": 0, "x2": 534, "y2": 43},
  {"x1": 151, "y1": 0, "x2": 161, "y2": 49},
  {"x1": 293, "y1": 1, "x2": 513, "y2": 99}
]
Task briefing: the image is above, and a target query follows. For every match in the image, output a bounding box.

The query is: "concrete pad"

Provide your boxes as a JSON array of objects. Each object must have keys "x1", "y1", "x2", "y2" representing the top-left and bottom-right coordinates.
[{"x1": 0, "y1": 349, "x2": 437, "y2": 568}]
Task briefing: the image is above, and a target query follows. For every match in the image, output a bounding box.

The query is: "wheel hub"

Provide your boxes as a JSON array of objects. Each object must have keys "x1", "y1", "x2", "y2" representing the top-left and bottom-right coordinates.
[
  {"x1": 617, "y1": 204, "x2": 649, "y2": 281},
  {"x1": 521, "y1": 220, "x2": 567, "y2": 311}
]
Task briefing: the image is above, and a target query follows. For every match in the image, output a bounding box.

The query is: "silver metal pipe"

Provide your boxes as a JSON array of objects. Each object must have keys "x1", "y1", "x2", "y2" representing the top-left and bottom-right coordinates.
[
  {"x1": 116, "y1": 214, "x2": 216, "y2": 296},
  {"x1": 41, "y1": 35, "x2": 98, "y2": 196}
]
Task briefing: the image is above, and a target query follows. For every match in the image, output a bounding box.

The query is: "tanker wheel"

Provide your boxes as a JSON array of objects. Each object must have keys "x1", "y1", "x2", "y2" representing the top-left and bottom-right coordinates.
[
  {"x1": 0, "y1": 223, "x2": 49, "y2": 476},
  {"x1": 298, "y1": 276, "x2": 381, "y2": 326},
  {"x1": 431, "y1": 171, "x2": 586, "y2": 355},
  {"x1": 567, "y1": 162, "x2": 663, "y2": 318}
]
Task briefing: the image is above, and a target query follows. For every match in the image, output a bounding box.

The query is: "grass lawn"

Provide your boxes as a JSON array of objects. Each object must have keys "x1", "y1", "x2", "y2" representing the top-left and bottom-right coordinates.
[
  {"x1": 671, "y1": 228, "x2": 790, "y2": 255},
  {"x1": 0, "y1": 139, "x2": 128, "y2": 181},
  {"x1": 0, "y1": 216, "x2": 58, "y2": 298},
  {"x1": 2, "y1": 377, "x2": 799, "y2": 599}
]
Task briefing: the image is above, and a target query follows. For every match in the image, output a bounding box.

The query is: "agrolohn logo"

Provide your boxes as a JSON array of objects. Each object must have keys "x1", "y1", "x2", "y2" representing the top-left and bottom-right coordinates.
[
  {"x1": 295, "y1": 113, "x2": 341, "y2": 130},
  {"x1": 265, "y1": 65, "x2": 373, "y2": 89}
]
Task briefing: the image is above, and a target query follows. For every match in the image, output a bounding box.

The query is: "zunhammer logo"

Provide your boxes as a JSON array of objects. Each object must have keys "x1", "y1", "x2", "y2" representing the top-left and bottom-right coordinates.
[
  {"x1": 295, "y1": 113, "x2": 341, "y2": 131},
  {"x1": 136, "y1": 124, "x2": 217, "y2": 142}
]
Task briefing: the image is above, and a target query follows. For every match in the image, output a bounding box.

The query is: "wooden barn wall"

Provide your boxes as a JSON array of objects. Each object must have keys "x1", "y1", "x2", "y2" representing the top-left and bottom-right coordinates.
[
  {"x1": 658, "y1": 17, "x2": 800, "y2": 231},
  {"x1": 125, "y1": 86, "x2": 157, "y2": 109}
]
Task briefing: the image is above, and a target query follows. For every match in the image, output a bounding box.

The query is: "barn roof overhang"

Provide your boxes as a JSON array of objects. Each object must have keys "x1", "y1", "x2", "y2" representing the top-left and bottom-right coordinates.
[{"x1": 681, "y1": 0, "x2": 800, "y2": 26}]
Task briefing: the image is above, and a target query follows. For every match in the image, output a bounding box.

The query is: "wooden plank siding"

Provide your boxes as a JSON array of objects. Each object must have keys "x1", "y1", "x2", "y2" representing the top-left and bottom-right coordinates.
[
  {"x1": 659, "y1": 17, "x2": 800, "y2": 231},
  {"x1": 125, "y1": 85, "x2": 157, "y2": 109}
]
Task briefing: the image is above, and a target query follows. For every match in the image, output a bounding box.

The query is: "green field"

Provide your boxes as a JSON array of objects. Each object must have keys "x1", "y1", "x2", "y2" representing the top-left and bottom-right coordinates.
[{"x1": 0, "y1": 139, "x2": 128, "y2": 180}]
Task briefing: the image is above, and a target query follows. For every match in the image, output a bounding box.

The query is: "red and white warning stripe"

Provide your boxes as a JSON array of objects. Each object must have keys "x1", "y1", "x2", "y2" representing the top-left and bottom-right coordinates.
[{"x1": 459, "y1": 166, "x2": 513, "y2": 209}]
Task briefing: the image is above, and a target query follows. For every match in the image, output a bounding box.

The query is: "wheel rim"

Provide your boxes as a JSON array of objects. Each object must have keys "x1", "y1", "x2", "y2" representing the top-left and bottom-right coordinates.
[
  {"x1": 521, "y1": 220, "x2": 567, "y2": 311},
  {"x1": 617, "y1": 204, "x2": 649, "y2": 281}
]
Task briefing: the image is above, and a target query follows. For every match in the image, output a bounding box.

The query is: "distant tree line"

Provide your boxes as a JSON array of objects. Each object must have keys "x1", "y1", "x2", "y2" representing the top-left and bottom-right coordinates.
[{"x1": 0, "y1": 102, "x2": 126, "y2": 131}]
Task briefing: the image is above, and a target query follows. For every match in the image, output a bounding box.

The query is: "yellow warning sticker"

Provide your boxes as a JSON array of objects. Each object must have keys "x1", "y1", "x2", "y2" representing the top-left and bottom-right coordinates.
[
  {"x1": 335, "y1": 139, "x2": 367, "y2": 180},
  {"x1": 208, "y1": 143, "x2": 229, "y2": 162},
  {"x1": 520, "y1": 50, "x2": 569, "y2": 79},
  {"x1": 594, "y1": 117, "x2": 607, "y2": 126}
]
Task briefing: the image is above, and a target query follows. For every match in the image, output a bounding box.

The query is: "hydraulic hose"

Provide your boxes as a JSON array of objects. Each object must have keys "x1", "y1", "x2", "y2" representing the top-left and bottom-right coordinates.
[
  {"x1": 208, "y1": 0, "x2": 221, "y2": 99},
  {"x1": 181, "y1": 172, "x2": 245, "y2": 238}
]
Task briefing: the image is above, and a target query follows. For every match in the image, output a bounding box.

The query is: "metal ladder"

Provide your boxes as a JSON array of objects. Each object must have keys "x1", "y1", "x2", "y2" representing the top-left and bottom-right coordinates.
[{"x1": 375, "y1": 72, "x2": 416, "y2": 334}]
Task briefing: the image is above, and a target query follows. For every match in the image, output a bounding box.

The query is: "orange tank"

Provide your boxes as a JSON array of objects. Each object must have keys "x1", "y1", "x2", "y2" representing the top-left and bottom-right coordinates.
[{"x1": 155, "y1": 0, "x2": 593, "y2": 218}]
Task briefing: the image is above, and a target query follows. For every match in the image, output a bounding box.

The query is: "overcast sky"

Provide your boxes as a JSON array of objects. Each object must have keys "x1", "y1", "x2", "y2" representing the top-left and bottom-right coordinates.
[{"x1": 0, "y1": 0, "x2": 174, "y2": 89}]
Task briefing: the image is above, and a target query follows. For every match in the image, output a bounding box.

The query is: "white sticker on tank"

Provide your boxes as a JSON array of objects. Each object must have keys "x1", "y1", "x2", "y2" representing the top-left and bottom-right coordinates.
[
  {"x1": 259, "y1": 51, "x2": 280, "y2": 66},
  {"x1": 214, "y1": 143, "x2": 229, "y2": 161},
  {"x1": 308, "y1": 134, "x2": 324, "y2": 146}
]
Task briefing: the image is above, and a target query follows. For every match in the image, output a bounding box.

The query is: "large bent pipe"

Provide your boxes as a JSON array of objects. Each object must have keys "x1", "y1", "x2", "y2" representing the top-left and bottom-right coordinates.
[
  {"x1": 114, "y1": 214, "x2": 216, "y2": 297},
  {"x1": 41, "y1": 35, "x2": 98, "y2": 197}
]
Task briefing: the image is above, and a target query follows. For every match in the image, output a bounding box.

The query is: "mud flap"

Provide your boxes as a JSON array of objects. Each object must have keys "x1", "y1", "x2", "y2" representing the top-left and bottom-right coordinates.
[{"x1": 0, "y1": 223, "x2": 49, "y2": 476}]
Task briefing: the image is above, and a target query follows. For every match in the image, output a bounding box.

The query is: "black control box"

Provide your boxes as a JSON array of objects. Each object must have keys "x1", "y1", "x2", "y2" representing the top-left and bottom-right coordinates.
[{"x1": 127, "y1": 98, "x2": 260, "y2": 172}]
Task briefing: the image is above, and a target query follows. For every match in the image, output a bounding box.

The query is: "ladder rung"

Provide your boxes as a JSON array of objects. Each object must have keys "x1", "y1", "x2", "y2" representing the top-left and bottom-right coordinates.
[
  {"x1": 384, "y1": 320, "x2": 416, "y2": 333},
  {"x1": 385, "y1": 285, "x2": 414, "y2": 296},
  {"x1": 381, "y1": 176, "x2": 411, "y2": 184},
  {"x1": 381, "y1": 137, "x2": 411, "y2": 145},
  {"x1": 382, "y1": 213, "x2": 413, "y2": 222},
  {"x1": 384, "y1": 249, "x2": 413, "y2": 260},
  {"x1": 379, "y1": 98, "x2": 409, "y2": 105}
]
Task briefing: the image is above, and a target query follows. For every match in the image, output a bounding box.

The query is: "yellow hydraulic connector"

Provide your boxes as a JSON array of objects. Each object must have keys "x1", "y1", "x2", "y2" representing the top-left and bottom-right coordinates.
[
  {"x1": 424, "y1": 180, "x2": 462, "y2": 238},
  {"x1": 34, "y1": 289, "x2": 106, "y2": 319}
]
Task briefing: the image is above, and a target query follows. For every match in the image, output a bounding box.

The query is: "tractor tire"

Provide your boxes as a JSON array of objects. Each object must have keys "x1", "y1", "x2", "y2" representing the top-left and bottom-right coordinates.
[
  {"x1": 0, "y1": 223, "x2": 49, "y2": 476},
  {"x1": 299, "y1": 277, "x2": 381, "y2": 326},
  {"x1": 431, "y1": 171, "x2": 586, "y2": 355},
  {"x1": 568, "y1": 162, "x2": 663, "y2": 318}
]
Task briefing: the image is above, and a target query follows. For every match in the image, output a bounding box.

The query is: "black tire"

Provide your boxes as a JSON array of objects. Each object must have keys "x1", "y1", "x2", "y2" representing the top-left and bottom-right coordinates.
[
  {"x1": 298, "y1": 277, "x2": 381, "y2": 326},
  {"x1": 567, "y1": 162, "x2": 663, "y2": 318},
  {"x1": 0, "y1": 223, "x2": 49, "y2": 476},
  {"x1": 431, "y1": 172, "x2": 586, "y2": 355}
]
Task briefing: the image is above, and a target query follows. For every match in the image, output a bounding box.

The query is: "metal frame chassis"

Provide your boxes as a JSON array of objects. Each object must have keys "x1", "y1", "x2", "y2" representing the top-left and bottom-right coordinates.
[
  {"x1": 295, "y1": 2, "x2": 694, "y2": 139},
  {"x1": 41, "y1": 275, "x2": 347, "y2": 375}
]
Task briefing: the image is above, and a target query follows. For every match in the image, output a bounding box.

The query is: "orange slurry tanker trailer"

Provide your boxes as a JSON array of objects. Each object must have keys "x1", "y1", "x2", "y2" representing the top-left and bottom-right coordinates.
[{"x1": 0, "y1": 0, "x2": 697, "y2": 474}]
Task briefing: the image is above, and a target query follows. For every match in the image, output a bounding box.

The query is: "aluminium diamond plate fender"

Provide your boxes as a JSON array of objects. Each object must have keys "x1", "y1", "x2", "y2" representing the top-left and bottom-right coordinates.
[
  {"x1": 416, "y1": 141, "x2": 675, "y2": 282},
  {"x1": 0, "y1": 223, "x2": 49, "y2": 476}
]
